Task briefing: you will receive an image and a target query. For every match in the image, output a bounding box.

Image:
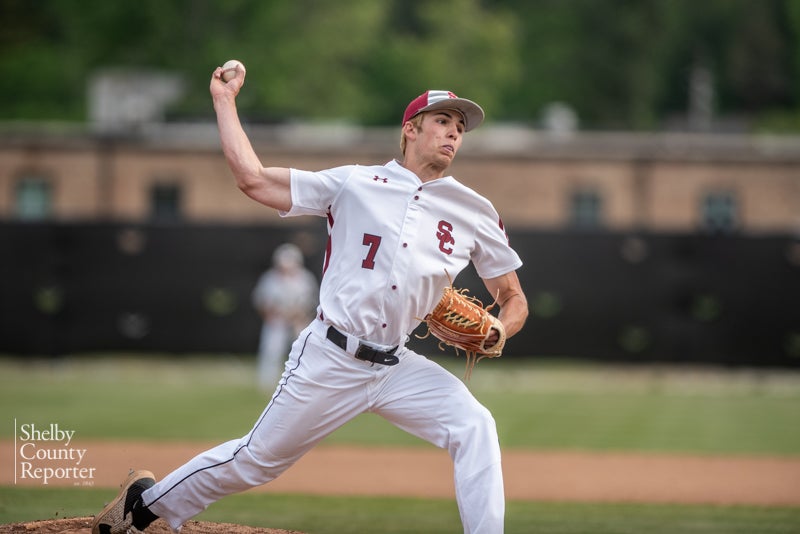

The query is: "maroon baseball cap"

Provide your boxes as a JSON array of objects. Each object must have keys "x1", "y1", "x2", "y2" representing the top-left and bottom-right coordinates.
[{"x1": 402, "y1": 90, "x2": 485, "y2": 132}]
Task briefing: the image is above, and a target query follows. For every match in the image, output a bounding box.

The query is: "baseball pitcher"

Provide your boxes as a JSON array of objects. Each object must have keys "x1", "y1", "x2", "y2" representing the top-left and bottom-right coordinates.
[{"x1": 92, "y1": 63, "x2": 528, "y2": 534}]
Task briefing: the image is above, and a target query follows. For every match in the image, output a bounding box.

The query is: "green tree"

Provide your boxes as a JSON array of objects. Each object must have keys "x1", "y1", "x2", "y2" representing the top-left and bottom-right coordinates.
[
  {"x1": 0, "y1": 0, "x2": 798, "y2": 130},
  {"x1": 490, "y1": 0, "x2": 798, "y2": 129},
  {"x1": 359, "y1": 0, "x2": 520, "y2": 125}
]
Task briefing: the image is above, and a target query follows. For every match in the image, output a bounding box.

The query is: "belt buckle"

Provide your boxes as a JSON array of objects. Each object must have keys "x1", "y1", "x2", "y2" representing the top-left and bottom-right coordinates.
[{"x1": 354, "y1": 344, "x2": 372, "y2": 362}]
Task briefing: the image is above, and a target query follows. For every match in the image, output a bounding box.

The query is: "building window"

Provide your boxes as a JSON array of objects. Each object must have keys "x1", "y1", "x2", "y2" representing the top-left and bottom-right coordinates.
[
  {"x1": 15, "y1": 178, "x2": 52, "y2": 220},
  {"x1": 150, "y1": 183, "x2": 182, "y2": 221},
  {"x1": 569, "y1": 190, "x2": 603, "y2": 228},
  {"x1": 701, "y1": 191, "x2": 738, "y2": 233}
]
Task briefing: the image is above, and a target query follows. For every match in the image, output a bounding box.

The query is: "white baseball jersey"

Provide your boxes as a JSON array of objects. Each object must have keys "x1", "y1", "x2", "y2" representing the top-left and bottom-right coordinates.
[
  {"x1": 283, "y1": 159, "x2": 522, "y2": 347},
  {"x1": 251, "y1": 268, "x2": 318, "y2": 319}
]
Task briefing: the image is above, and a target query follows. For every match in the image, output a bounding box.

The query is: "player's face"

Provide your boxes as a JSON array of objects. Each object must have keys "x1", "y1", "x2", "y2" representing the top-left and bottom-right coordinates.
[{"x1": 417, "y1": 110, "x2": 465, "y2": 167}]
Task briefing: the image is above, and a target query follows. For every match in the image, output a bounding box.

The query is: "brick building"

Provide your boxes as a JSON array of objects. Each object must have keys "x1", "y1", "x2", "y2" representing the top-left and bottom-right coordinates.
[{"x1": 1, "y1": 123, "x2": 799, "y2": 234}]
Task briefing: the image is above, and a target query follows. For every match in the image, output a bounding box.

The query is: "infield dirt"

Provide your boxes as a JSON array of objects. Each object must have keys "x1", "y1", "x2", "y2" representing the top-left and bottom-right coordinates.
[
  {"x1": 4, "y1": 440, "x2": 800, "y2": 505},
  {"x1": 3, "y1": 440, "x2": 799, "y2": 533},
  {"x1": 0, "y1": 517, "x2": 303, "y2": 533}
]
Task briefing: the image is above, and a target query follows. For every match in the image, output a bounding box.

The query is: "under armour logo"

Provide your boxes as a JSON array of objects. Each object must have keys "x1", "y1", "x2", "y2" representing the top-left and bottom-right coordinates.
[
  {"x1": 373, "y1": 175, "x2": 388, "y2": 183},
  {"x1": 436, "y1": 220, "x2": 455, "y2": 255}
]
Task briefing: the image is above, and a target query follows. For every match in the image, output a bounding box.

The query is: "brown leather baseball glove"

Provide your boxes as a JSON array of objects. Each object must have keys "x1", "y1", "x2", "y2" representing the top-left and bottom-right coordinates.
[{"x1": 418, "y1": 276, "x2": 506, "y2": 380}]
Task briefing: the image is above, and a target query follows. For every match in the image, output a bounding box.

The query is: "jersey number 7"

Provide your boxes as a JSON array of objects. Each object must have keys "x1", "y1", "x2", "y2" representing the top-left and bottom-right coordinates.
[{"x1": 361, "y1": 233, "x2": 382, "y2": 270}]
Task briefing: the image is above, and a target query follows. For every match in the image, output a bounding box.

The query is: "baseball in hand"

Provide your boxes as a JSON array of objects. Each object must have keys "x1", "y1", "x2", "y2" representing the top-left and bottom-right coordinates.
[{"x1": 221, "y1": 59, "x2": 245, "y2": 82}]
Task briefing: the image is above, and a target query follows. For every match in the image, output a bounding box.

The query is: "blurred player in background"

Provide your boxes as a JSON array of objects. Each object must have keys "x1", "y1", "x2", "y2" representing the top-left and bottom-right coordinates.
[{"x1": 251, "y1": 243, "x2": 318, "y2": 390}]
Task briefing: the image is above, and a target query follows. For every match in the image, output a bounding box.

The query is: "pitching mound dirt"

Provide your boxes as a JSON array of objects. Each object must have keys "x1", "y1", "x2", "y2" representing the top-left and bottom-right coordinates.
[{"x1": 0, "y1": 517, "x2": 305, "y2": 534}]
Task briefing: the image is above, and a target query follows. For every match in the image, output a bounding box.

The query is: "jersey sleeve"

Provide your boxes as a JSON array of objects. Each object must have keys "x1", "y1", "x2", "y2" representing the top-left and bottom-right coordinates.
[
  {"x1": 280, "y1": 165, "x2": 356, "y2": 218},
  {"x1": 471, "y1": 206, "x2": 523, "y2": 280}
]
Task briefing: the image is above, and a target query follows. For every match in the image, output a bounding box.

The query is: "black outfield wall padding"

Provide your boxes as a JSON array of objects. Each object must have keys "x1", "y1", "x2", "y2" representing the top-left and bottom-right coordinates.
[{"x1": 1, "y1": 222, "x2": 798, "y2": 367}]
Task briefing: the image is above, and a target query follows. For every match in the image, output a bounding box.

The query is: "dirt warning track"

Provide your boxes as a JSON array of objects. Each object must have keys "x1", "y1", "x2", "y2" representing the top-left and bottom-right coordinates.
[{"x1": 3, "y1": 440, "x2": 800, "y2": 506}]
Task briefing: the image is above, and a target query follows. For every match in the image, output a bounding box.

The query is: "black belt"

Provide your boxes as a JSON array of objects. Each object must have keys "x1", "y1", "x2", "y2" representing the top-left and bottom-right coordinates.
[{"x1": 326, "y1": 326, "x2": 399, "y2": 366}]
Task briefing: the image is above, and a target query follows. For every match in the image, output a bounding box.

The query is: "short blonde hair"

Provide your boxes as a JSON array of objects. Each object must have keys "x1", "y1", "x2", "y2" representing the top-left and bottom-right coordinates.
[{"x1": 400, "y1": 114, "x2": 425, "y2": 155}]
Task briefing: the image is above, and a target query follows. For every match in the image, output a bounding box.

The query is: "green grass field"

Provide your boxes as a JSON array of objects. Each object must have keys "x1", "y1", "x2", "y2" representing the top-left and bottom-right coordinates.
[
  {"x1": 2, "y1": 354, "x2": 800, "y2": 532},
  {"x1": 2, "y1": 487, "x2": 800, "y2": 534}
]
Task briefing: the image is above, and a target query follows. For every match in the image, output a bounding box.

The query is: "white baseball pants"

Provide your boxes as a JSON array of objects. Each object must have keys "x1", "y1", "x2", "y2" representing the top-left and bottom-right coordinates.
[
  {"x1": 143, "y1": 318, "x2": 505, "y2": 533},
  {"x1": 256, "y1": 320, "x2": 292, "y2": 390}
]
